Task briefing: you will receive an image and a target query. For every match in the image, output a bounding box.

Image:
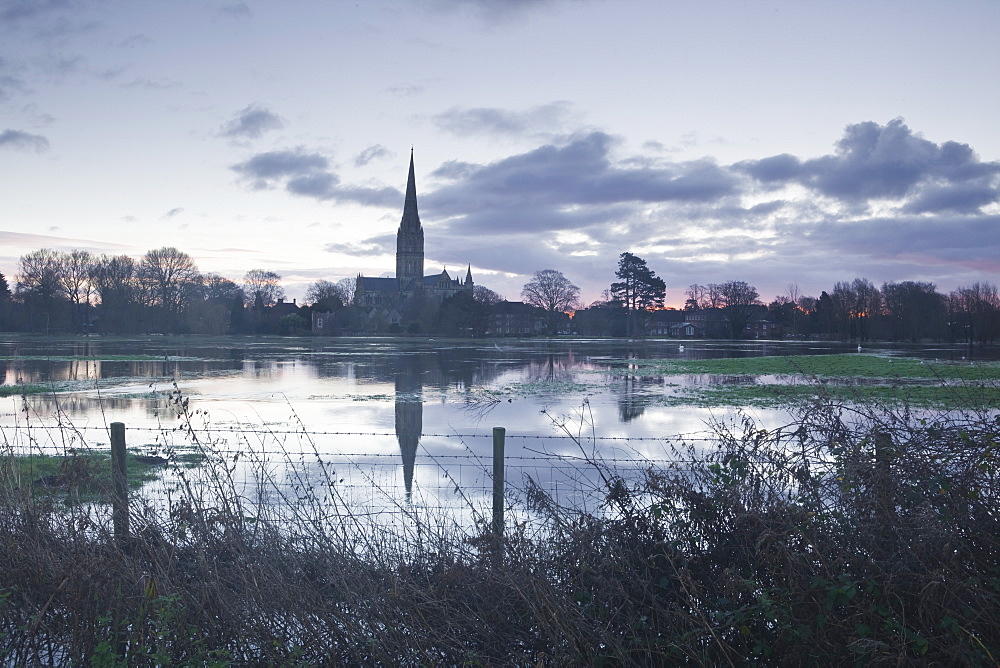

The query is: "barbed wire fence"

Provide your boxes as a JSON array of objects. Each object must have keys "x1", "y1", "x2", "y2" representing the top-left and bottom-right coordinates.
[{"x1": 1, "y1": 417, "x2": 733, "y2": 533}]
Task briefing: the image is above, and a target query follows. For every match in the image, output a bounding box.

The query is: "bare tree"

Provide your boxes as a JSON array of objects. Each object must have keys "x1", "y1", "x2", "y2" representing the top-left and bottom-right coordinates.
[
  {"x1": 15, "y1": 248, "x2": 63, "y2": 331},
  {"x1": 141, "y1": 247, "x2": 198, "y2": 328},
  {"x1": 305, "y1": 280, "x2": 344, "y2": 311},
  {"x1": 91, "y1": 254, "x2": 139, "y2": 332},
  {"x1": 202, "y1": 273, "x2": 244, "y2": 304},
  {"x1": 473, "y1": 285, "x2": 504, "y2": 306},
  {"x1": 718, "y1": 280, "x2": 760, "y2": 338},
  {"x1": 243, "y1": 269, "x2": 285, "y2": 308},
  {"x1": 16, "y1": 248, "x2": 62, "y2": 303},
  {"x1": 335, "y1": 277, "x2": 356, "y2": 306},
  {"x1": 522, "y1": 269, "x2": 580, "y2": 335},
  {"x1": 58, "y1": 250, "x2": 94, "y2": 331}
]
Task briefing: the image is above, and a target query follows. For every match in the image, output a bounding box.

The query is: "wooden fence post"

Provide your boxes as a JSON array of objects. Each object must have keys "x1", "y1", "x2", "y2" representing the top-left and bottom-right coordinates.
[
  {"x1": 492, "y1": 426, "x2": 505, "y2": 565},
  {"x1": 110, "y1": 422, "x2": 129, "y2": 545}
]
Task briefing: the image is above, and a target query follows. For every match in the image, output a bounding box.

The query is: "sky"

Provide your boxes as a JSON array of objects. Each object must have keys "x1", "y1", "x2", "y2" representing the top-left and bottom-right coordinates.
[{"x1": 1, "y1": 0, "x2": 998, "y2": 308}]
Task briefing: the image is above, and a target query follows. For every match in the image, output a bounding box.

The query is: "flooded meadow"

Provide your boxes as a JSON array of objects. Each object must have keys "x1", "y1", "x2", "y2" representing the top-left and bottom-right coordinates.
[{"x1": 2, "y1": 335, "x2": 996, "y2": 516}]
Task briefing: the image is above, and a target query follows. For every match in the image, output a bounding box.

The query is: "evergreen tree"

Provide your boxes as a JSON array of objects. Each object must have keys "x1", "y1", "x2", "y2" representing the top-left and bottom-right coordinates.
[{"x1": 610, "y1": 252, "x2": 665, "y2": 336}]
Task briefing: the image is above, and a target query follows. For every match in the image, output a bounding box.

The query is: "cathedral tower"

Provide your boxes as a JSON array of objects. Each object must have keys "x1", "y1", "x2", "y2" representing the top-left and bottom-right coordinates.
[{"x1": 395, "y1": 150, "x2": 424, "y2": 290}]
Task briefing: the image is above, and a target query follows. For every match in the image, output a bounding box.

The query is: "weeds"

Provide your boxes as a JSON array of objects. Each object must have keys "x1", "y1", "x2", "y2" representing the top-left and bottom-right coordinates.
[{"x1": 0, "y1": 390, "x2": 998, "y2": 664}]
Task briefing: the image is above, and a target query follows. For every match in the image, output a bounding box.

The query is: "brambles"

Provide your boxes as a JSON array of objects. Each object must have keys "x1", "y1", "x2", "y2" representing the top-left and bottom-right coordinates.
[{"x1": 0, "y1": 394, "x2": 997, "y2": 664}]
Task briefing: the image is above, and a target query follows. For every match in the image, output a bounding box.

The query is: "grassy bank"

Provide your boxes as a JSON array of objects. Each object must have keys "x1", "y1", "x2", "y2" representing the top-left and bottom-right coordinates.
[
  {"x1": 0, "y1": 394, "x2": 997, "y2": 664},
  {"x1": 613, "y1": 354, "x2": 1000, "y2": 408}
]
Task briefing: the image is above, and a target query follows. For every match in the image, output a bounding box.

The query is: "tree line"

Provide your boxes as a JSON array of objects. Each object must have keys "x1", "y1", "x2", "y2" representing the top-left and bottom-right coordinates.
[
  {"x1": 0, "y1": 247, "x2": 353, "y2": 335},
  {"x1": 524, "y1": 252, "x2": 1000, "y2": 343},
  {"x1": 2, "y1": 245, "x2": 997, "y2": 342}
]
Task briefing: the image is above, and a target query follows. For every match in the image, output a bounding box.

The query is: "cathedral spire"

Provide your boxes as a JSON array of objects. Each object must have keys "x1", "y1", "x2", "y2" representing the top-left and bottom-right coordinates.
[
  {"x1": 400, "y1": 148, "x2": 420, "y2": 231},
  {"x1": 396, "y1": 149, "x2": 424, "y2": 289}
]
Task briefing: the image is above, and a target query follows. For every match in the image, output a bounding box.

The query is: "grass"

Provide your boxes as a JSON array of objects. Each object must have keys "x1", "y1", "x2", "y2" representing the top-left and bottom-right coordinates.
[
  {"x1": 5, "y1": 449, "x2": 205, "y2": 503},
  {"x1": 608, "y1": 354, "x2": 1000, "y2": 409},
  {"x1": 624, "y1": 353, "x2": 1000, "y2": 381},
  {"x1": 0, "y1": 384, "x2": 51, "y2": 397}
]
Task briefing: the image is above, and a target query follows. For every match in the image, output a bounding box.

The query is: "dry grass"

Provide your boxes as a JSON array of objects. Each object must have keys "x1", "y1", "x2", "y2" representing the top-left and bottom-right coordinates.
[{"x1": 0, "y1": 392, "x2": 998, "y2": 665}]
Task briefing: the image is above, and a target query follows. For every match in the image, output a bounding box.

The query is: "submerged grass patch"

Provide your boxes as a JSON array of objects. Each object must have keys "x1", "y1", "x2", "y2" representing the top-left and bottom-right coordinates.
[
  {"x1": 496, "y1": 380, "x2": 593, "y2": 397},
  {"x1": 0, "y1": 354, "x2": 207, "y2": 362},
  {"x1": 625, "y1": 353, "x2": 1000, "y2": 381},
  {"x1": 658, "y1": 382, "x2": 1000, "y2": 409},
  {"x1": 606, "y1": 354, "x2": 1000, "y2": 409},
  {"x1": 3, "y1": 449, "x2": 204, "y2": 503},
  {"x1": 0, "y1": 384, "x2": 51, "y2": 397}
]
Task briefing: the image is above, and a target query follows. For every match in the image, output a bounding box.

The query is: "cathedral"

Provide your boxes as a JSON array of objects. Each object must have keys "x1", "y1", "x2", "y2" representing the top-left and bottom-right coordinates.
[{"x1": 354, "y1": 151, "x2": 473, "y2": 316}]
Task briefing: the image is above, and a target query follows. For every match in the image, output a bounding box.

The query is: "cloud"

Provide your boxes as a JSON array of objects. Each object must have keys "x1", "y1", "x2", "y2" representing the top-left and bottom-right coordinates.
[
  {"x1": 427, "y1": 0, "x2": 569, "y2": 25},
  {"x1": 0, "y1": 56, "x2": 29, "y2": 101},
  {"x1": 328, "y1": 119, "x2": 1000, "y2": 305},
  {"x1": 0, "y1": 230, "x2": 132, "y2": 252},
  {"x1": 219, "y1": 104, "x2": 285, "y2": 139},
  {"x1": 0, "y1": 129, "x2": 49, "y2": 152},
  {"x1": 425, "y1": 131, "x2": 737, "y2": 237},
  {"x1": 432, "y1": 101, "x2": 575, "y2": 137},
  {"x1": 232, "y1": 148, "x2": 329, "y2": 188},
  {"x1": 0, "y1": 0, "x2": 71, "y2": 23},
  {"x1": 233, "y1": 147, "x2": 402, "y2": 206},
  {"x1": 324, "y1": 238, "x2": 393, "y2": 257},
  {"x1": 737, "y1": 118, "x2": 1000, "y2": 212},
  {"x1": 113, "y1": 33, "x2": 151, "y2": 48},
  {"x1": 216, "y1": 2, "x2": 252, "y2": 20},
  {"x1": 354, "y1": 144, "x2": 391, "y2": 167},
  {"x1": 386, "y1": 83, "x2": 424, "y2": 97},
  {"x1": 163, "y1": 207, "x2": 184, "y2": 218}
]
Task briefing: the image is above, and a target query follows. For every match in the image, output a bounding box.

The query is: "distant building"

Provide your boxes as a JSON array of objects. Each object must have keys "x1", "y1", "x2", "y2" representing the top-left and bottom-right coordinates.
[
  {"x1": 354, "y1": 151, "x2": 473, "y2": 316},
  {"x1": 488, "y1": 301, "x2": 545, "y2": 337}
]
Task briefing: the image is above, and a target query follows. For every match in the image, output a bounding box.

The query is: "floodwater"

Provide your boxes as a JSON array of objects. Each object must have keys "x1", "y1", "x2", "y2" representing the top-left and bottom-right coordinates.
[{"x1": 1, "y1": 335, "x2": 992, "y2": 515}]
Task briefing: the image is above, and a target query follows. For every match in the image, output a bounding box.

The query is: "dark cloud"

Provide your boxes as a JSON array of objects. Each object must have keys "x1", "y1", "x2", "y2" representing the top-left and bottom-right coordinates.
[
  {"x1": 287, "y1": 173, "x2": 340, "y2": 199},
  {"x1": 219, "y1": 104, "x2": 285, "y2": 139},
  {"x1": 354, "y1": 144, "x2": 391, "y2": 167},
  {"x1": 0, "y1": 128, "x2": 49, "y2": 152},
  {"x1": 233, "y1": 148, "x2": 401, "y2": 206},
  {"x1": 232, "y1": 148, "x2": 329, "y2": 188},
  {"x1": 738, "y1": 119, "x2": 1000, "y2": 212},
  {"x1": 333, "y1": 185, "x2": 402, "y2": 208},
  {"x1": 790, "y1": 214, "x2": 1000, "y2": 275},
  {"x1": 903, "y1": 182, "x2": 999, "y2": 214},
  {"x1": 432, "y1": 101, "x2": 573, "y2": 137},
  {"x1": 0, "y1": 0, "x2": 71, "y2": 23},
  {"x1": 734, "y1": 153, "x2": 801, "y2": 183},
  {"x1": 425, "y1": 131, "x2": 737, "y2": 237}
]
